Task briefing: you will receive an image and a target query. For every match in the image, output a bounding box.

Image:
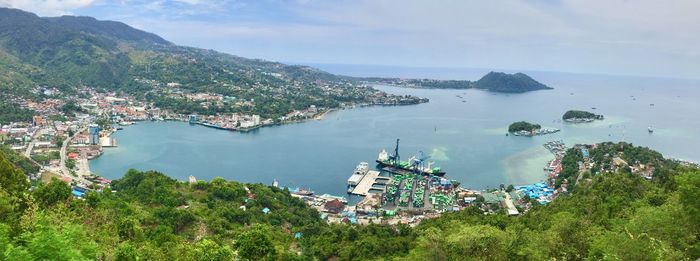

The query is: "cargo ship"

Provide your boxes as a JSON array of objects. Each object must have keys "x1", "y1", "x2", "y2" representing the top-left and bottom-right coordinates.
[{"x1": 376, "y1": 139, "x2": 446, "y2": 176}]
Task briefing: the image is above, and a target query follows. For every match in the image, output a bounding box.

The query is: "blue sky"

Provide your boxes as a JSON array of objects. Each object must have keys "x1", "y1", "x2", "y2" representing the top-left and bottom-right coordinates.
[{"x1": 2, "y1": 0, "x2": 699, "y2": 79}]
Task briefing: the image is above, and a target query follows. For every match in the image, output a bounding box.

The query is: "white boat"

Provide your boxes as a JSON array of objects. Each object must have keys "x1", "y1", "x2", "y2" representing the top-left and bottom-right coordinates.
[
  {"x1": 648, "y1": 126, "x2": 654, "y2": 133},
  {"x1": 377, "y1": 149, "x2": 389, "y2": 161},
  {"x1": 347, "y1": 162, "x2": 369, "y2": 186}
]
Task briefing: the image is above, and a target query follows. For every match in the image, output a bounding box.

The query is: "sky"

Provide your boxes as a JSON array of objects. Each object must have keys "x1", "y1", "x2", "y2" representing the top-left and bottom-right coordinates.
[{"x1": 1, "y1": 0, "x2": 699, "y2": 79}]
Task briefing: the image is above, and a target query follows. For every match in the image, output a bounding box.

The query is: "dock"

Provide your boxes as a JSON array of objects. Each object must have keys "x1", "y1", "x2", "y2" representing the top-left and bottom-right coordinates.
[{"x1": 350, "y1": 170, "x2": 383, "y2": 196}]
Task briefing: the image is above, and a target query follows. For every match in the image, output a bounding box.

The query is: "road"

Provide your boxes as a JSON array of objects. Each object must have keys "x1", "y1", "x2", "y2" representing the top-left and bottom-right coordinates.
[
  {"x1": 60, "y1": 126, "x2": 87, "y2": 176},
  {"x1": 23, "y1": 127, "x2": 41, "y2": 158}
]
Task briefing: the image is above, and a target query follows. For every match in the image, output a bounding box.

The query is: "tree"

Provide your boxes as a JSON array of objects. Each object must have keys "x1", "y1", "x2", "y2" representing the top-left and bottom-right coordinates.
[
  {"x1": 114, "y1": 242, "x2": 139, "y2": 261},
  {"x1": 0, "y1": 152, "x2": 29, "y2": 195},
  {"x1": 234, "y1": 225, "x2": 277, "y2": 260},
  {"x1": 189, "y1": 239, "x2": 234, "y2": 261},
  {"x1": 33, "y1": 178, "x2": 71, "y2": 207}
]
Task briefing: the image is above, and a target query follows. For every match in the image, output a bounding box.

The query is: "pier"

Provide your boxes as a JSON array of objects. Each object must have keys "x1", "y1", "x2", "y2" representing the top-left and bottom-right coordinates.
[{"x1": 350, "y1": 170, "x2": 384, "y2": 196}]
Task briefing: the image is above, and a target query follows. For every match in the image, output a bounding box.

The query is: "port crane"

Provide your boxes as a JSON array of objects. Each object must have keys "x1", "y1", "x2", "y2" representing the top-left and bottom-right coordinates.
[
  {"x1": 390, "y1": 138, "x2": 401, "y2": 167},
  {"x1": 415, "y1": 151, "x2": 431, "y2": 173}
]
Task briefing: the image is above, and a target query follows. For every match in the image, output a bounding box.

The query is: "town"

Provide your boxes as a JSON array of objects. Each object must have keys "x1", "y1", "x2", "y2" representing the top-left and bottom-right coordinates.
[{"x1": 0, "y1": 82, "x2": 428, "y2": 198}]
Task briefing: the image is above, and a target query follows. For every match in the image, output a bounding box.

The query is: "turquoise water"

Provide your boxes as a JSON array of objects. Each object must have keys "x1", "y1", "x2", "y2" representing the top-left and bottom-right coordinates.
[{"x1": 91, "y1": 71, "x2": 700, "y2": 195}]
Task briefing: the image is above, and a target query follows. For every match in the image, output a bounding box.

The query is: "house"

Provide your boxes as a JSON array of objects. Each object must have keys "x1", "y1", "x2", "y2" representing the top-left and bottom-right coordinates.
[{"x1": 324, "y1": 199, "x2": 345, "y2": 214}]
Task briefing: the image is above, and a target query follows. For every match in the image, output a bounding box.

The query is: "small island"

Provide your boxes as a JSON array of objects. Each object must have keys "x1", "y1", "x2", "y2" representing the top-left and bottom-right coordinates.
[
  {"x1": 508, "y1": 121, "x2": 559, "y2": 136},
  {"x1": 562, "y1": 110, "x2": 604, "y2": 123},
  {"x1": 473, "y1": 72, "x2": 553, "y2": 93}
]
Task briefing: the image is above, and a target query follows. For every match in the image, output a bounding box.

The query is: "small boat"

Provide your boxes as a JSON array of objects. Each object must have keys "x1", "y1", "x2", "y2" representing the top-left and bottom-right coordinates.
[
  {"x1": 116, "y1": 127, "x2": 124, "y2": 130},
  {"x1": 648, "y1": 126, "x2": 654, "y2": 133},
  {"x1": 650, "y1": 103, "x2": 655, "y2": 106}
]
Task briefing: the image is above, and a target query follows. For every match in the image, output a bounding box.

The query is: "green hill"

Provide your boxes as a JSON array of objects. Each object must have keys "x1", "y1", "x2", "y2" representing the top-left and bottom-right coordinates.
[
  {"x1": 473, "y1": 71, "x2": 552, "y2": 93},
  {"x1": 0, "y1": 7, "x2": 416, "y2": 119}
]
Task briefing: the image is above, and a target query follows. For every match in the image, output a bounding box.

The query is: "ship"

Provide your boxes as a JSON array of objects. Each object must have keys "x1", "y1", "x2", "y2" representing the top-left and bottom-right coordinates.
[
  {"x1": 648, "y1": 126, "x2": 654, "y2": 133},
  {"x1": 375, "y1": 139, "x2": 446, "y2": 176},
  {"x1": 347, "y1": 162, "x2": 369, "y2": 193}
]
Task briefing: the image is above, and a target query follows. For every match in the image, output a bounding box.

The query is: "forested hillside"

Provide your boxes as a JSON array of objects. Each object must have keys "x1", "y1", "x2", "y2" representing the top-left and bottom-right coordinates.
[{"x1": 0, "y1": 144, "x2": 698, "y2": 260}]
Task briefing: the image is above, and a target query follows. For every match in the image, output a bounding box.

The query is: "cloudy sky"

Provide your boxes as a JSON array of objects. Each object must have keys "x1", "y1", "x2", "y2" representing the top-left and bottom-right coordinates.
[{"x1": 2, "y1": 0, "x2": 699, "y2": 79}]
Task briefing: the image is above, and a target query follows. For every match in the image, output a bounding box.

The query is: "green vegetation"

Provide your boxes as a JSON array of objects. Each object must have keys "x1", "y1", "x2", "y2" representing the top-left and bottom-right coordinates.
[
  {"x1": 61, "y1": 100, "x2": 85, "y2": 117},
  {"x1": 0, "y1": 102, "x2": 34, "y2": 124},
  {"x1": 508, "y1": 121, "x2": 541, "y2": 133},
  {"x1": 0, "y1": 145, "x2": 39, "y2": 174},
  {"x1": 1, "y1": 143, "x2": 697, "y2": 260},
  {"x1": 563, "y1": 110, "x2": 603, "y2": 121}
]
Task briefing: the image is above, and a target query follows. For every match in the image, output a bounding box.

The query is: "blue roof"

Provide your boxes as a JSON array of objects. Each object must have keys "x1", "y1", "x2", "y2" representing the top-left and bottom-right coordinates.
[
  {"x1": 71, "y1": 189, "x2": 85, "y2": 197},
  {"x1": 262, "y1": 207, "x2": 270, "y2": 214}
]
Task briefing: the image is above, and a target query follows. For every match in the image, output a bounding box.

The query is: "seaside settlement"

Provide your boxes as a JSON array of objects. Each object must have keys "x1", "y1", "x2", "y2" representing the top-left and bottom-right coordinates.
[
  {"x1": 3, "y1": 86, "x2": 698, "y2": 228},
  {"x1": 277, "y1": 139, "x2": 699, "y2": 227},
  {"x1": 1, "y1": 84, "x2": 425, "y2": 197}
]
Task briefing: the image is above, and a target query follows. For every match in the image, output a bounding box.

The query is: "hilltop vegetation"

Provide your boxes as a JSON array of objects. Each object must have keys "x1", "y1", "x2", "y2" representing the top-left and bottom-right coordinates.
[{"x1": 1, "y1": 143, "x2": 698, "y2": 260}]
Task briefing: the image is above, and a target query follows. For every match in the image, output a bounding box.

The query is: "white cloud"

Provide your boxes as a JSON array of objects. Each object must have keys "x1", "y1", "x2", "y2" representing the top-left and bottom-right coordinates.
[
  {"x1": 0, "y1": 0, "x2": 95, "y2": 16},
  {"x1": 3, "y1": 0, "x2": 699, "y2": 78}
]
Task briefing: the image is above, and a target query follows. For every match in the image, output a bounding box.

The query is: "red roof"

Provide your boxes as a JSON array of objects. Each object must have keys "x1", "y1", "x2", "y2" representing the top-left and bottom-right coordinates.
[{"x1": 68, "y1": 152, "x2": 79, "y2": 159}]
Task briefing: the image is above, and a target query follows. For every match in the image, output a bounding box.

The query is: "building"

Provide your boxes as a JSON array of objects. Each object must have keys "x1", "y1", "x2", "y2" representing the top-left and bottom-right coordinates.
[
  {"x1": 88, "y1": 124, "x2": 100, "y2": 145},
  {"x1": 324, "y1": 199, "x2": 345, "y2": 214},
  {"x1": 32, "y1": 116, "x2": 45, "y2": 127},
  {"x1": 188, "y1": 115, "x2": 198, "y2": 123}
]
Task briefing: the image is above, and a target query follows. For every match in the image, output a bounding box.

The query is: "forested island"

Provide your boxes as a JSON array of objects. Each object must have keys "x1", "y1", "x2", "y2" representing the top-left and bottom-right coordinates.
[
  {"x1": 356, "y1": 71, "x2": 553, "y2": 93},
  {"x1": 508, "y1": 121, "x2": 542, "y2": 133},
  {"x1": 563, "y1": 110, "x2": 604, "y2": 122}
]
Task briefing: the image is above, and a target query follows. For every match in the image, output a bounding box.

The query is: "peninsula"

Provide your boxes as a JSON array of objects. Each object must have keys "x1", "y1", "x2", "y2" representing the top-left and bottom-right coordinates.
[{"x1": 355, "y1": 71, "x2": 553, "y2": 93}]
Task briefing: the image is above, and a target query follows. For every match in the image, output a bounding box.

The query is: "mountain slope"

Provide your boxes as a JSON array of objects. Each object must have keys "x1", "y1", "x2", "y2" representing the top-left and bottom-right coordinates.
[
  {"x1": 0, "y1": 7, "x2": 351, "y2": 92},
  {"x1": 0, "y1": 8, "x2": 426, "y2": 120}
]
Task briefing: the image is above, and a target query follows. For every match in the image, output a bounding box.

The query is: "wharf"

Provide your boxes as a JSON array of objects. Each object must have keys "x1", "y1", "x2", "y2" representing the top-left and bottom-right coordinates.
[{"x1": 350, "y1": 170, "x2": 383, "y2": 196}]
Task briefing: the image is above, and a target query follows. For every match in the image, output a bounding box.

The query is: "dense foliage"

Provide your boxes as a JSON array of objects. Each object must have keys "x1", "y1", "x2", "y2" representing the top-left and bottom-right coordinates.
[
  {"x1": 508, "y1": 121, "x2": 542, "y2": 133},
  {"x1": 0, "y1": 145, "x2": 39, "y2": 175},
  {"x1": 0, "y1": 102, "x2": 34, "y2": 124}
]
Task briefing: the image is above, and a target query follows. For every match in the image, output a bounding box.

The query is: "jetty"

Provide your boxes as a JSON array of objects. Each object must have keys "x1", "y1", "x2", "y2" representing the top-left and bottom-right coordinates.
[{"x1": 349, "y1": 170, "x2": 384, "y2": 196}]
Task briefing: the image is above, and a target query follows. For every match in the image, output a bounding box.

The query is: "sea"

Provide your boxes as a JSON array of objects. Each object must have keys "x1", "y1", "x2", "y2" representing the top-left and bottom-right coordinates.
[{"x1": 90, "y1": 64, "x2": 700, "y2": 196}]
